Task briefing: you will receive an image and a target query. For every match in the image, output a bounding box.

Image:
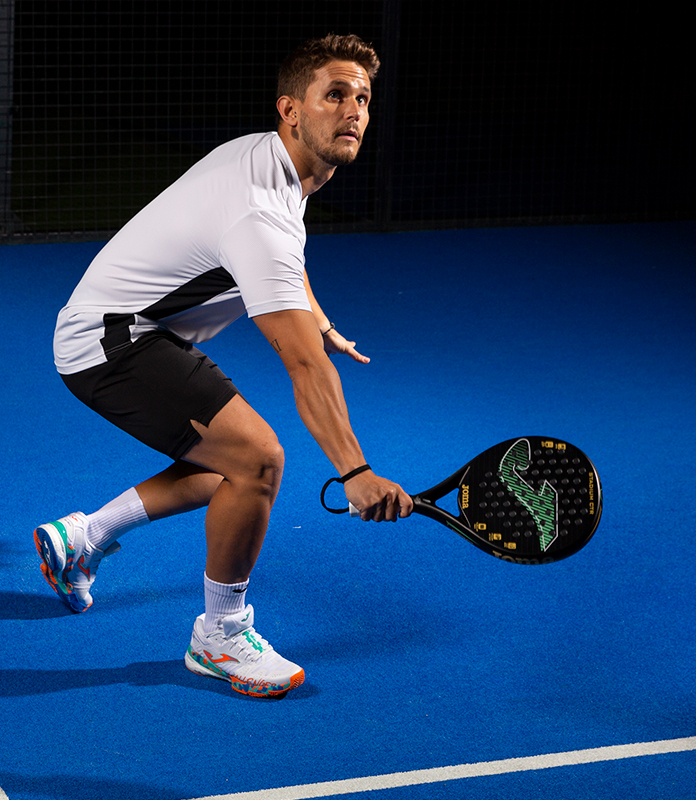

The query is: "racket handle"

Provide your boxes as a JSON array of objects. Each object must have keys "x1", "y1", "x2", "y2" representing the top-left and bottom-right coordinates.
[{"x1": 349, "y1": 502, "x2": 360, "y2": 517}]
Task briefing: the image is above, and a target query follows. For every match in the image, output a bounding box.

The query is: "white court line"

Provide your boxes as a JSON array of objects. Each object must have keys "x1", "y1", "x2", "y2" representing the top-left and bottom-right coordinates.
[
  {"x1": 2, "y1": 736, "x2": 694, "y2": 800},
  {"x1": 186, "y1": 736, "x2": 696, "y2": 800}
]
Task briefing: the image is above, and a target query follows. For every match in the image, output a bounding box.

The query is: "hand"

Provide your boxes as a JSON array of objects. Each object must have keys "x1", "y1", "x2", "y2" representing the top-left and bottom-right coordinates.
[
  {"x1": 344, "y1": 470, "x2": 413, "y2": 522},
  {"x1": 323, "y1": 327, "x2": 370, "y2": 364}
]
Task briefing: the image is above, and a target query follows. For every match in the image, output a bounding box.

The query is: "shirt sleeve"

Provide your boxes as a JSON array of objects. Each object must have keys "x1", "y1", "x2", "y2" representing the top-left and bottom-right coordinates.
[{"x1": 217, "y1": 210, "x2": 312, "y2": 319}]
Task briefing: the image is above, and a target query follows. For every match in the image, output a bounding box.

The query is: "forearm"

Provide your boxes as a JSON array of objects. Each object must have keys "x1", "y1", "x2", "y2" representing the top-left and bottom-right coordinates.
[
  {"x1": 253, "y1": 308, "x2": 411, "y2": 522},
  {"x1": 289, "y1": 358, "x2": 366, "y2": 476},
  {"x1": 254, "y1": 308, "x2": 368, "y2": 475}
]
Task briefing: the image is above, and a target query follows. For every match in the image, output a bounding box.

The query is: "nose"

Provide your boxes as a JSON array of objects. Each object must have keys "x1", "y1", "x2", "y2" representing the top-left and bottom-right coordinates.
[{"x1": 345, "y1": 97, "x2": 365, "y2": 121}]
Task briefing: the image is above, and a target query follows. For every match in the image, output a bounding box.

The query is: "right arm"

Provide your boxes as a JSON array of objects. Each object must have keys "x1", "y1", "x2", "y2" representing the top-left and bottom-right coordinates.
[{"x1": 253, "y1": 308, "x2": 412, "y2": 521}]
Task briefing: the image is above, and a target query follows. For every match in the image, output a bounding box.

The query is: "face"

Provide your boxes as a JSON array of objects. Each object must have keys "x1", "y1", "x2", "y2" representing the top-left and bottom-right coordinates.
[{"x1": 296, "y1": 60, "x2": 371, "y2": 167}]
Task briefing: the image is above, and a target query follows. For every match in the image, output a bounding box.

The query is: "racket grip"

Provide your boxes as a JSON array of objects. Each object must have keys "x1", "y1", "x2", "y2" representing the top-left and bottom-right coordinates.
[{"x1": 349, "y1": 502, "x2": 360, "y2": 517}]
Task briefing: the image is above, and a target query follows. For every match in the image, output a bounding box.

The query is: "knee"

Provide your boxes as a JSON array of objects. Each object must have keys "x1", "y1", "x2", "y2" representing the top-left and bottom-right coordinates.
[
  {"x1": 237, "y1": 437, "x2": 284, "y2": 493},
  {"x1": 188, "y1": 402, "x2": 284, "y2": 492},
  {"x1": 258, "y1": 438, "x2": 285, "y2": 479}
]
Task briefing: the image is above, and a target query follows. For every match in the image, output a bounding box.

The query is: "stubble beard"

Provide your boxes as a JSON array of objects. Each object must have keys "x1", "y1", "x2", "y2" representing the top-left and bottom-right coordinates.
[{"x1": 299, "y1": 116, "x2": 361, "y2": 167}]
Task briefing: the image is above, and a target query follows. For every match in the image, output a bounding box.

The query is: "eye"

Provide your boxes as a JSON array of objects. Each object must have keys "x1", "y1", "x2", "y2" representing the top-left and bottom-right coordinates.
[{"x1": 328, "y1": 90, "x2": 342, "y2": 100}]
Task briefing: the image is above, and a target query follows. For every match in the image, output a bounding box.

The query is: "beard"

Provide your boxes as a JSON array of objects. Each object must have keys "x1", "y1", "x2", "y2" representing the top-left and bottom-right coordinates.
[{"x1": 299, "y1": 115, "x2": 362, "y2": 167}]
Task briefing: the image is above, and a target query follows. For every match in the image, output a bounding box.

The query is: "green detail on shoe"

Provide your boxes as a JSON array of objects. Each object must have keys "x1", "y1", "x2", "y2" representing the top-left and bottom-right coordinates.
[
  {"x1": 243, "y1": 631, "x2": 265, "y2": 653},
  {"x1": 53, "y1": 519, "x2": 75, "y2": 560},
  {"x1": 188, "y1": 646, "x2": 229, "y2": 679},
  {"x1": 498, "y1": 439, "x2": 558, "y2": 552}
]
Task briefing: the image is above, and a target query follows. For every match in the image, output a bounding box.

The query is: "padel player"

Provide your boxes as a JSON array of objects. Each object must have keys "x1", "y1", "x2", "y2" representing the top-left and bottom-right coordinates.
[{"x1": 34, "y1": 34, "x2": 412, "y2": 698}]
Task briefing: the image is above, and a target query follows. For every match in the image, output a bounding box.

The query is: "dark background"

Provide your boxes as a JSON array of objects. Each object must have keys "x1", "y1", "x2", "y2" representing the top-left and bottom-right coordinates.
[{"x1": 2, "y1": 0, "x2": 694, "y2": 240}]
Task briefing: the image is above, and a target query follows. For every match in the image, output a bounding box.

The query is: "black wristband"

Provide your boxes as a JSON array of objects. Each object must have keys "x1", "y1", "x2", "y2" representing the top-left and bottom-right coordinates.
[
  {"x1": 338, "y1": 464, "x2": 371, "y2": 483},
  {"x1": 320, "y1": 464, "x2": 371, "y2": 514},
  {"x1": 321, "y1": 322, "x2": 335, "y2": 335}
]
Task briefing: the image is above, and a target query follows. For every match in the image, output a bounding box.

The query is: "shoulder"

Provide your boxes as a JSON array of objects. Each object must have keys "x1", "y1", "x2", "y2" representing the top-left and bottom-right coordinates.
[{"x1": 181, "y1": 132, "x2": 276, "y2": 177}]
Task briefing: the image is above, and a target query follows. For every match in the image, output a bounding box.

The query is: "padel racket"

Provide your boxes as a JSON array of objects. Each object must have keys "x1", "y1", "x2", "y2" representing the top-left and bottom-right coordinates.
[{"x1": 321, "y1": 436, "x2": 601, "y2": 564}]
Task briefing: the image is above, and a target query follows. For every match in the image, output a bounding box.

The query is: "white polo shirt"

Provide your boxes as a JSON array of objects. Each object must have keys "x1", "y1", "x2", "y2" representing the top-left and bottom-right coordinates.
[{"x1": 54, "y1": 131, "x2": 311, "y2": 374}]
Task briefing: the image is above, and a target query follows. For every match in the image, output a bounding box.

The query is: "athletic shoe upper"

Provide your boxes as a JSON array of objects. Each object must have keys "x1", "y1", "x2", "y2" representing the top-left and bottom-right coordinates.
[
  {"x1": 33, "y1": 512, "x2": 120, "y2": 613},
  {"x1": 185, "y1": 605, "x2": 305, "y2": 697}
]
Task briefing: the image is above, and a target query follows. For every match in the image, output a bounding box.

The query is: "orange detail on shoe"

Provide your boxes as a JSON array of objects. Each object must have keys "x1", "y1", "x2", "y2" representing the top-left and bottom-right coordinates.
[
  {"x1": 232, "y1": 678, "x2": 273, "y2": 696},
  {"x1": 204, "y1": 650, "x2": 240, "y2": 665},
  {"x1": 229, "y1": 668, "x2": 305, "y2": 698},
  {"x1": 39, "y1": 562, "x2": 57, "y2": 589},
  {"x1": 77, "y1": 555, "x2": 91, "y2": 578},
  {"x1": 290, "y1": 669, "x2": 305, "y2": 691}
]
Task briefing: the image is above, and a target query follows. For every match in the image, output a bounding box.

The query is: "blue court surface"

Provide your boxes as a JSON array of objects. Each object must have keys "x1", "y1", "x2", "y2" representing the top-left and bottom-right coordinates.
[{"x1": 1, "y1": 223, "x2": 695, "y2": 799}]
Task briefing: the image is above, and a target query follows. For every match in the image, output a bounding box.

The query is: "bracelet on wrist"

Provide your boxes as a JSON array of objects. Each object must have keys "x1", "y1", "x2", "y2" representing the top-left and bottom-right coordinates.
[
  {"x1": 338, "y1": 464, "x2": 371, "y2": 484},
  {"x1": 319, "y1": 464, "x2": 371, "y2": 513},
  {"x1": 321, "y1": 322, "x2": 335, "y2": 336}
]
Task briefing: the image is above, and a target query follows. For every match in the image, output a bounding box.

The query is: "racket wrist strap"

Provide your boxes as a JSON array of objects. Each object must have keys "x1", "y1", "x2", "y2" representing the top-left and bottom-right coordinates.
[
  {"x1": 320, "y1": 464, "x2": 371, "y2": 514},
  {"x1": 338, "y1": 464, "x2": 371, "y2": 483}
]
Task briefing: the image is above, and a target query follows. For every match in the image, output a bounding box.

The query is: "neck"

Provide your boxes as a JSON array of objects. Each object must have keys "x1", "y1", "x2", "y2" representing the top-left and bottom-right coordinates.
[{"x1": 278, "y1": 125, "x2": 336, "y2": 199}]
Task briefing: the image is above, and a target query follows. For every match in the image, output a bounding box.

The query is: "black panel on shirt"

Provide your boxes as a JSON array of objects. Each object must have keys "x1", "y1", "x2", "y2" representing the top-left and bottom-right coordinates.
[
  {"x1": 100, "y1": 313, "x2": 137, "y2": 360},
  {"x1": 139, "y1": 266, "x2": 238, "y2": 322}
]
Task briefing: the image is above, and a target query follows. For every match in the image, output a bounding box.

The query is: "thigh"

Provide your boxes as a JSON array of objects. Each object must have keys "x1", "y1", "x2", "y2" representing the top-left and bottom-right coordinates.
[
  {"x1": 184, "y1": 394, "x2": 283, "y2": 479},
  {"x1": 61, "y1": 331, "x2": 239, "y2": 461}
]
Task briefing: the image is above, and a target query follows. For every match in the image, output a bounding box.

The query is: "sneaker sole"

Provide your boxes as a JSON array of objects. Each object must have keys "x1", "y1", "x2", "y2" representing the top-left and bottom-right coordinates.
[
  {"x1": 34, "y1": 523, "x2": 69, "y2": 573},
  {"x1": 33, "y1": 524, "x2": 90, "y2": 614},
  {"x1": 185, "y1": 648, "x2": 305, "y2": 697}
]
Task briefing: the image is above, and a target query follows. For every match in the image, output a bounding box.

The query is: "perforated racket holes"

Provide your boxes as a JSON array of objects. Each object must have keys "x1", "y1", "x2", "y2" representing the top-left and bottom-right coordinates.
[
  {"x1": 510, "y1": 527, "x2": 536, "y2": 539},
  {"x1": 533, "y1": 448, "x2": 555, "y2": 457},
  {"x1": 476, "y1": 456, "x2": 582, "y2": 547},
  {"x1": 479, "y1": 474, "x2": 500, "y2": 511}
]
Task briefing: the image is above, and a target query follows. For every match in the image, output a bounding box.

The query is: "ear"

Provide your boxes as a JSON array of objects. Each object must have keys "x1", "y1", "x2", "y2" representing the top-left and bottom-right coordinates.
[{"x1": 276, "y1": 95, "x2": 299, "y2": 127}]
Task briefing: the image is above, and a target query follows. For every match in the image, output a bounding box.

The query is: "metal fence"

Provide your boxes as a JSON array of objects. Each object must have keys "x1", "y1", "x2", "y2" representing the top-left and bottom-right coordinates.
[{"x1": 1, "y1": 0, "x2": 694, "y2": 242}]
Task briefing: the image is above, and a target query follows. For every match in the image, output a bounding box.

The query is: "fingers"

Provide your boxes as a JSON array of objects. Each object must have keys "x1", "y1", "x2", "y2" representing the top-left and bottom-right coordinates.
[
  {"x1": 399, "y1": 490, "x2": 414, "y2": 518},
  {"x1": 346, "y1": 343, "x2": 370, "y2": 364},
  {"x1": 323, "y1": 329, "x2": 371, "y2": 364},
  {"x1": 347, "y1": 477, "x2": 413, "y2": 523},
  {"x1": 359, "y1": 493, "x2": 410, "y2": 522}
]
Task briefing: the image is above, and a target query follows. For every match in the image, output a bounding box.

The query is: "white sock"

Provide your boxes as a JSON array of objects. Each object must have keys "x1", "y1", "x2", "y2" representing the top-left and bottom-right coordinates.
[
  {"x1": 204, "y1": 573, "x2": 249, "y2": 634},
  {"x1": 85, "y1": 487, "x2": 150, "y2": 551}
]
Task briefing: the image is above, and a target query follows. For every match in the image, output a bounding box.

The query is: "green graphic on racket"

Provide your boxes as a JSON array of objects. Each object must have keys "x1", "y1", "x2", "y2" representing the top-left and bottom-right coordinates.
[{"x1": 321, "y1": 437, "x2": 602, "y2": 564}]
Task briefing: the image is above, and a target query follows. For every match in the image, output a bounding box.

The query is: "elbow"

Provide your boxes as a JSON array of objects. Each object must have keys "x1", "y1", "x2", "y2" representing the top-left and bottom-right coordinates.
[{"x1": 286, "y1": 351, "x2": 333, "y2": 384}]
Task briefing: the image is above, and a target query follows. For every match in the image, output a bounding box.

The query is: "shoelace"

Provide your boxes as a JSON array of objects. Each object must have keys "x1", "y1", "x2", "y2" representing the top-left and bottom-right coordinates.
[
  {"x1": 239, "y1": 627, "x2": 273, "y2": 661},
  {"x1": 214, "y1": 626, "x2": 273, "y2": 662}
]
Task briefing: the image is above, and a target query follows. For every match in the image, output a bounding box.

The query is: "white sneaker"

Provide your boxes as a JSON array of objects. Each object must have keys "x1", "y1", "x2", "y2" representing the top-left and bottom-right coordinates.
[
  {"x1": 185, "y1": 605, "x2": 305, "y2": 697},
  {"x1": 33, "y1": 512, "x2": 120, "y2": 613}
]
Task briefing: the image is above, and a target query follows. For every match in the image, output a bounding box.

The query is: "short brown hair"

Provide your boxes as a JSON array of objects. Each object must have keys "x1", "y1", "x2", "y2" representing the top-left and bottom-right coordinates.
[{"x1": 277, "y1": 33, "x2": 380, "y2": 101}]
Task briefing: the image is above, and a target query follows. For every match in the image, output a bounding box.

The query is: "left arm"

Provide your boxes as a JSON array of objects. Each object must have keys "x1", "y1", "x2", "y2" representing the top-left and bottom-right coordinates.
[{"x1": 303, "y1": 270, "x2": 370, "y2": 364}]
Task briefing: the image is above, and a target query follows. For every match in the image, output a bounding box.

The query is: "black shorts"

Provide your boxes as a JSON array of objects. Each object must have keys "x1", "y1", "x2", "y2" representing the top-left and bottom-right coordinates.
[{"x1": 61, "y1": 330, "x2": 239, "y2": 461}]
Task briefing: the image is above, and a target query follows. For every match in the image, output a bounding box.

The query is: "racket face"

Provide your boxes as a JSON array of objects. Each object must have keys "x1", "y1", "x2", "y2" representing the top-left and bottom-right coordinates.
[{"x1": 419, "y1": 437, "x2": 602, "y2": 564}]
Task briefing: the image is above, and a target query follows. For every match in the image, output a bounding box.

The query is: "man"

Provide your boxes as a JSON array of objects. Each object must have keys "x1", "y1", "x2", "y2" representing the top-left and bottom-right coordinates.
[{"x1": 34, "y1": 33, "x2": 413, "y2": 698}]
